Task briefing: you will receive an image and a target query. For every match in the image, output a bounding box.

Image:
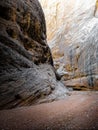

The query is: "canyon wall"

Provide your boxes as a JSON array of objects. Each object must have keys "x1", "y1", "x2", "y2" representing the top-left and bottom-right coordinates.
[
  {"x1": 40, "y1": 0, "x2": 98, "y2": 90},
  {"x1": 0, "y1": 0, "x2": 68, "y2": 110}
]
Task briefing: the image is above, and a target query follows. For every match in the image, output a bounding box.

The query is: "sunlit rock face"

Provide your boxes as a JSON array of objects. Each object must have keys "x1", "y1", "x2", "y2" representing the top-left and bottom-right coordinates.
[
  {"x1": 0, "y1": 0, "x2": 68, "y2": 109},
  {"x1": 39, "y1": 0, "x2": 76, "y2": 41},
  {"x1": 40, "y1": 0, "x2": 98, "y2": 90}
]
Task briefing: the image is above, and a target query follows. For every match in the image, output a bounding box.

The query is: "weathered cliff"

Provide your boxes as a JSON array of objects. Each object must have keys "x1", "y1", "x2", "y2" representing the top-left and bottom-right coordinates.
[
  {"x1": 40, "y1": 0, "x2": 98, "y2": 90},
  {"x1": 0, "y1": 0, "x2": 68, "y2": 110}
]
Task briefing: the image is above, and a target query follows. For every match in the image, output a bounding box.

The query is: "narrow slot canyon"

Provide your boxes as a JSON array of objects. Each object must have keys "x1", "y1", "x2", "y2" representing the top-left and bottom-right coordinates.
[
  {"x1": 39, "y1": 0, "x2": 98, "y2": 90},
  {"x1": 0, "y1": 0, "x2": 98, "y2": 130}
]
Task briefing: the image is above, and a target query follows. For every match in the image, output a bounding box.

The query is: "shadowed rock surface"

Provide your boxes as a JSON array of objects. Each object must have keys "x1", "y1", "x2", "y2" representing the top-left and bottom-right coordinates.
[{"x1": 0, "y1": 0, "x2": 68, "y2": 110}]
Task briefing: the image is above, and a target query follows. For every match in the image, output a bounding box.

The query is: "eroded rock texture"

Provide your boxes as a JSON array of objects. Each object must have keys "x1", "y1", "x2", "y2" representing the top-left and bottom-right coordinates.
[
  {"x1": 40, "y1": 0, "x2": 98, "y2": 90},
  {"x1": 0, "y1": 0, "x2": 68, "y2": 110}
]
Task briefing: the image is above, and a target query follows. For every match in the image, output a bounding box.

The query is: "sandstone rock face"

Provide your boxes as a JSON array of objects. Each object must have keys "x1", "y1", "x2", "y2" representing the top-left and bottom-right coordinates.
[
  {"x1": 0, "y1": 0, "x2": 68, "y2": 110},
  {"x1": 39, "y1": 0, "x2": 73, "y2": 41},
  {"x1": 40, "y1": 0, "x2": 98, "y2": 90}
]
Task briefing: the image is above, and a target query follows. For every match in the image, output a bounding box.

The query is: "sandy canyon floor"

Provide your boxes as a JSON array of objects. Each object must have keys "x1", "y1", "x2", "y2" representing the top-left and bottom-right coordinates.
[{"x1": 0, "y1": 91, "x2": 98, "y2": 130}]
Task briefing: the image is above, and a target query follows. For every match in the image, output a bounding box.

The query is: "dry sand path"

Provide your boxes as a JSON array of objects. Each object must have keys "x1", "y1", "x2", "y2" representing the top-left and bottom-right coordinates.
[{"x1": 0, "y1": 91, "x2": 98, "y2": 130}]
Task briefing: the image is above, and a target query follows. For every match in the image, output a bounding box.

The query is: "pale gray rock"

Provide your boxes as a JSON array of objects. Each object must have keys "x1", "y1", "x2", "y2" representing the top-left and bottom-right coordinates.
[{"x1": 40, "y1": 0, "x2": 98, "y2": 89}]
